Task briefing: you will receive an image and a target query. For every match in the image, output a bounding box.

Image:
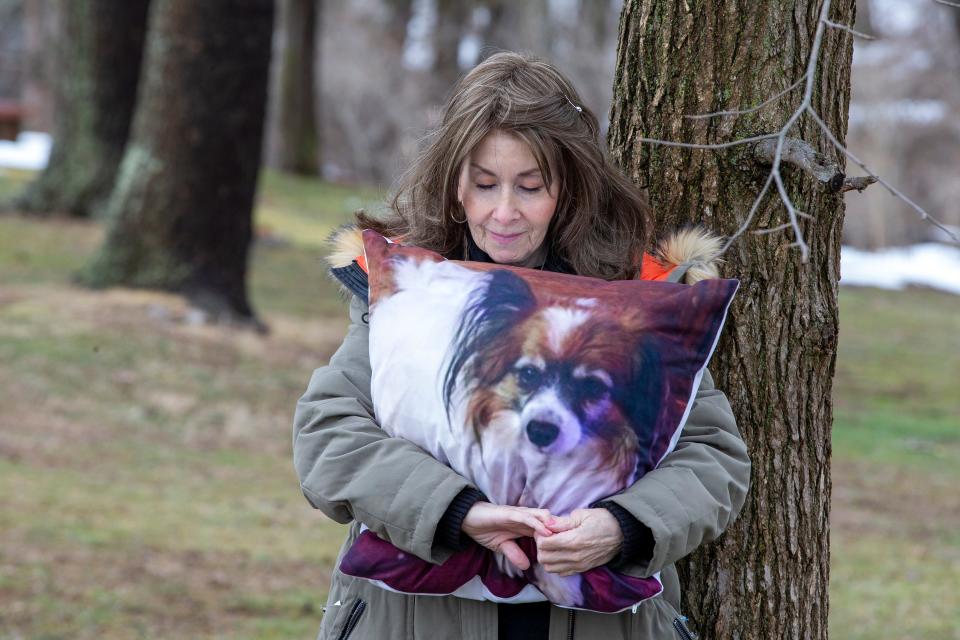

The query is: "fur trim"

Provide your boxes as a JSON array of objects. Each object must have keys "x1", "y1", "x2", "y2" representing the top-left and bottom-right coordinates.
[
  {"x1": 326, "y1": 225, "x2": 365, "y2": 269},
  {"x1": 655, "y1": 227, "x2": 724, "y2": 284},
  {"x1": 324, "y1": 223, "x2": 724, "y2": 285}
]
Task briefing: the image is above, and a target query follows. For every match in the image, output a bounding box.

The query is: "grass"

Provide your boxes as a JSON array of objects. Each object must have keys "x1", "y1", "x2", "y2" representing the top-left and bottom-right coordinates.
[{"x1": 1, "y1": 169, "x2": 958, "y2": 638}]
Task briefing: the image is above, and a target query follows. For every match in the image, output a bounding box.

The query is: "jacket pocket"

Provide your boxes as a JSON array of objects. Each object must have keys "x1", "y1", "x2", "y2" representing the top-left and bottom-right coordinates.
[{"x1": 335, "y1": 598, "x2": 367, "y2": 640}]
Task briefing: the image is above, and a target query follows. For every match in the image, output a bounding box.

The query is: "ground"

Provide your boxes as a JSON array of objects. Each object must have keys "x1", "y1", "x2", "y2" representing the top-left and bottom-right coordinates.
[{"x1": 0, "y1": 168, "x2": 957, "y2": 639}]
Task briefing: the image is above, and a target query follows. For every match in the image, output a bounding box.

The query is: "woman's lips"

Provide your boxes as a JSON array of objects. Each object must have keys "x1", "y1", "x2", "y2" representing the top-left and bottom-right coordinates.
[{"x1": 487, "y1": 230, "x2": 524, "y2": 244}]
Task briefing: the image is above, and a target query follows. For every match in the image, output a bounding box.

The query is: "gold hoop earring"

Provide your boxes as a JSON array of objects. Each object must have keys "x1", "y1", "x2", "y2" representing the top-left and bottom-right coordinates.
[{"x1": 451, "y1": 205, "x2": 466, "y2": 224}]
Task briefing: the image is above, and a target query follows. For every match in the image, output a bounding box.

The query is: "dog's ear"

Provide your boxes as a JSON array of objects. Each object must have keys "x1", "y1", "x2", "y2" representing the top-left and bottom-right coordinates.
[
  {"x1": 443, "y1": 269, "x2": 536, "y2": 411},
  {"x1": 624, "y1": 334, "x2": 666, "y2": 470}
]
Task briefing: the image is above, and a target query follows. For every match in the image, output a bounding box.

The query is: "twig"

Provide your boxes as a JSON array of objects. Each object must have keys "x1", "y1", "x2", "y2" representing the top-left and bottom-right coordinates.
[
  {"x1": 720, "y1": 172, "x2": 774, "y2": 254},
  {"x1": 754, "y1": 223, "x2": 793, "y2": 235},
  {"x1": 822, "y1": 18, "x2": 876, "y2": 40},
  {"x1": 685, "y1": 78, "x2": 805, "y2": 120},
  {"x1": 635, "y1": 132, "x2": 779, "y2": 150},
  {"x1": 839, "y1": 175, "x2": 877, "y2": 193}
]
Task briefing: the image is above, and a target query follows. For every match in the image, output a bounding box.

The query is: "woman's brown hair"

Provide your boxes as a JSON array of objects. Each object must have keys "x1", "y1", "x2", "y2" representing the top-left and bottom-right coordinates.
[{"x1": 358, "y1": 51, "x2": 653, "y2": 280}]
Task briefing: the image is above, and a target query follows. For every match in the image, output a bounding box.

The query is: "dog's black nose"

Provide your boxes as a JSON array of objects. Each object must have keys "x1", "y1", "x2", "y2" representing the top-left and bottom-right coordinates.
[{"x1": 526, "y1": 420, "x2": 560, "y2": 447}]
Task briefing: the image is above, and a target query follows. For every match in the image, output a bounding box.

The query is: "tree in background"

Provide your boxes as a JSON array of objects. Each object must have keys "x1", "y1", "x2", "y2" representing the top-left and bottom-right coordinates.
[
  {"x1": 432, "y1": 0, "x2": 471, "y2": 91},
  {"x1": 608, "y1": 0, "x2": 855, "y2": 638},
  {"x1": 12, "y1": 0, "x2": 150, "y2": 217},
  {"x1": 78, "y1": 0, "x2": 275, "y2": 326},
  {"x1": 275, "y1": 0, "x2": 320, "y2": 175}
]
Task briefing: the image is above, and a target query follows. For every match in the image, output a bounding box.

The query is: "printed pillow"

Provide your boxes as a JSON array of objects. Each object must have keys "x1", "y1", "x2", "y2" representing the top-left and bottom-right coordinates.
[{"x1": 332, "y1": 230, "x2": 739, "y2": 613}]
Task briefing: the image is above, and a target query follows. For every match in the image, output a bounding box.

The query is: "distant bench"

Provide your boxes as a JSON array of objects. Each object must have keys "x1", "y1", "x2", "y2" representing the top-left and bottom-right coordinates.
[{"x1": 0, "y1": 99, "x2": 23, "y2": 141}]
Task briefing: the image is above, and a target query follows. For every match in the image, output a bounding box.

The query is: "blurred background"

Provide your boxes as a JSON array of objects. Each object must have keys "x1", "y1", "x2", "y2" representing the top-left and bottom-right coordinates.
[{"x1": 0, "y1": 0, "x2": 957, "y2": 638}]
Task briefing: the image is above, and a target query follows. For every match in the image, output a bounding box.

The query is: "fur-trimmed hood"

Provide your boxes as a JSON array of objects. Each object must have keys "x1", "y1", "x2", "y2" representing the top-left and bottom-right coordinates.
[{"x1": 324, "y1": 225, "x2": 723, "y2": 289}]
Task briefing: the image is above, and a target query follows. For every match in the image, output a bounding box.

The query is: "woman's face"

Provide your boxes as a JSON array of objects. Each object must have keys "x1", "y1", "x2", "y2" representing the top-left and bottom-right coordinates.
[{"x1": 457, "y1": 130, "x2": 559, "y2": 266}]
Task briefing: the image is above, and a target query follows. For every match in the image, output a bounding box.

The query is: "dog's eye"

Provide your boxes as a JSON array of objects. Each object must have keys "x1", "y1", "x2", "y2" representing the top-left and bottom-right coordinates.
[
  {"x1": 516, "y1": 365, "x2": 541, "y2": 392},
  {"x1": 580, "y1": 377, "x2": 609, "y2": 401}
]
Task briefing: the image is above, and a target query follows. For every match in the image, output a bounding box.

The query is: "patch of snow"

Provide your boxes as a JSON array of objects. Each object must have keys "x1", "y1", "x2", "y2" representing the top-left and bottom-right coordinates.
[
  {"x1": 0, "y1": 131, "x2": 51, "y2": 170},
  {"x1": 841, "y1": 243, "x2": 960, "y2": 295}
]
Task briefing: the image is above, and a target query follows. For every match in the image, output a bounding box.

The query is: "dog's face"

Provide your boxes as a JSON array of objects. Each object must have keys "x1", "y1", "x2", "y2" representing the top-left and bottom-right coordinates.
[{"x1": 444, "y1": 270, "x2": 663, "y2": 473}]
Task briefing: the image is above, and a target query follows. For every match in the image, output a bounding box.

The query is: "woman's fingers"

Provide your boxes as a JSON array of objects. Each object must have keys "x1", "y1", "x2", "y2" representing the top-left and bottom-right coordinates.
[
  {"x1": 499, "y1": 539, "x2": 531, "y2": 571},
  {"x1": 543, "y1": 514, "x2": 580, "y2": 533},
  {"x1": 509, "y1": 510, "x2": 553, "y2": 537}
]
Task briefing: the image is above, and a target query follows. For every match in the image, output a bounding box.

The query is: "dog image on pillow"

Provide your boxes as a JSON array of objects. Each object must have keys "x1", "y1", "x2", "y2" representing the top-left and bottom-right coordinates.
[{"x1": 438, "y1": 268, "x2": 666, "y2": 605}]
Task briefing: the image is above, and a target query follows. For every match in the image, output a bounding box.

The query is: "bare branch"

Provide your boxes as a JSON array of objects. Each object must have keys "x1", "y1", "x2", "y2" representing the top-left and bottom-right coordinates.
[
  {"x1": 635, "y1": 132, "x2": 780, "y2": 150},
  {"x1": 808, "y1": 109, "x2": 960, "y2": 242},
  {"x1": 754, "y1": 137, "x2": 845, "y2": 191},
  {"x1": 839, "y1": 175, "x2": 878, "y2": 193},
  {"x1": 685, "y1": 78, "x2": 805, "y2": 120},
  {"x1": 772, "y1": 166, "x2": 811, "y2": 262},
  {"x1": 720, "y1": 172, "x2": 775, "y2": 254},
  {"x1": 754, "y1": 223, "x2": 793, "y2": 235},
  {"x1": 822, "y1": 18, "x2": 876, "y2": 40}
]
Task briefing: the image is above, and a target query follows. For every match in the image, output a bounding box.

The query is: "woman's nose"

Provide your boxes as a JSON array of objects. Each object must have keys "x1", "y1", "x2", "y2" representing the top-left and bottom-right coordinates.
[{"x1": 491, "y1": 190, "x2": 519, "y2": 223}]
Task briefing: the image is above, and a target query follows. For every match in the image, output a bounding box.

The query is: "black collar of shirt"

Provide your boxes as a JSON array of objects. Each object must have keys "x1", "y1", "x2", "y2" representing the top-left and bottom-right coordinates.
[{"x1": 463, "y1": 230, "x2": 574, "y2": 275}]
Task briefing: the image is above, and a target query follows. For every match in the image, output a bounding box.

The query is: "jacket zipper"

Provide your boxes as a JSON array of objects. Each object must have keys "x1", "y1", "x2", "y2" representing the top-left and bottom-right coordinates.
[
  {"x1": 566, "y1": 609, "x2": 576, "y2": 640},
  {"x1": 336, "y1": 599, "x2": 367, "y2": 640},
  {"x1": 672, "y1": 615, "x2": 698, "y2": 640}
]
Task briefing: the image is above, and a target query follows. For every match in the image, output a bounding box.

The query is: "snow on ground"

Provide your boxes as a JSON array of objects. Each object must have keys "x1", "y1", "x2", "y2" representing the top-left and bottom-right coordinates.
[
  {"x1": 0, "y1": 131, "x2": 52, "y2": 171},
  {"x1": 841, "y1": 243, "x2": 960, "y2": 296}
]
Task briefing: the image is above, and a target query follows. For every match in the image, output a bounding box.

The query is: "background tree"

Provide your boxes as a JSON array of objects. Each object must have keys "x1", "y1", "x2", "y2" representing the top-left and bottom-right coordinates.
[
  {"x1": 274, "y1": 0, "x2": 320, "y2": 175},
  {"x1": 78, "y1": 0, "x2": 275, "y2": 326},
  {"x1": 11, "y1": 0, "x2": 150, "y2": 217},
  {"x1": 608, "y1": 0, "x2": 855, "y2": 638}
]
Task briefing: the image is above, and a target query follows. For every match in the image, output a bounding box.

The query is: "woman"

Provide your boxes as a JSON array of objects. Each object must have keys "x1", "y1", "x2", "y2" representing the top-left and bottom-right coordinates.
[{"x1": 293, "y1": 52, "x2": 750, "y2": 639}]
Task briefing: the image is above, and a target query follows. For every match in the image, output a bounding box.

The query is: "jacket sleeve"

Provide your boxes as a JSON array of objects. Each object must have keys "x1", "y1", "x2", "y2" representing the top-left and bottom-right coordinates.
[
  {"x1": 292, "y1": 295, "x2": 475, "y2": 564},
  {"x1": 602, "y1": 368, "x2": 751, "y2": 578}
]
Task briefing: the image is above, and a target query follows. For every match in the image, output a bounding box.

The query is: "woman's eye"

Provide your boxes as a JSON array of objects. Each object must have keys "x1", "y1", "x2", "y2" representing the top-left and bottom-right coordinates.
[
  {"x1": 519, "y1": 185, "x2": 543, "y2": 194},
  {"x1": 475, "y1": 183, "x2": 496, "y2": 191}
]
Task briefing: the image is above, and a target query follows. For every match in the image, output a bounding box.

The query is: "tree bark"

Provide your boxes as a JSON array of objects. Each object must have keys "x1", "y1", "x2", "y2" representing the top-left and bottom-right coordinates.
[
  {"x1": 608, "y1": 1, "x2": 854, "y2": 638},
  {"x1": 78, "y1": 0, "x2": 275, "y2": 326},
  {"x1": 275, "y1": 0, "x2": 320, "y2": 175},
  {"x1": 13, "y1": 0, "x2": 150, "y2": 217}
]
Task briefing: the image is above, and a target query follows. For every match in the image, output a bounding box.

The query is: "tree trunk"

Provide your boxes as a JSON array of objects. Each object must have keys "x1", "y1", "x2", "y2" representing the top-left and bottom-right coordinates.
[
  {"x1": 78, "y1": 0, "x2": 275, "y2": 326},
  {"x1": 608, "y1": 1, "x2": 854, "y2": 639},
  {"x1": 433, "y1": 0, "x2": 470, "y2": 91},
  {"x1": 20, "y1": 0, "x2": 59, "y2": 133},
  {"x1": 275, "y1": 0, "x2": 320, "y2": 175},
  {"x1": 13, "y1": 0, "x2": 150, "y2": 217}
]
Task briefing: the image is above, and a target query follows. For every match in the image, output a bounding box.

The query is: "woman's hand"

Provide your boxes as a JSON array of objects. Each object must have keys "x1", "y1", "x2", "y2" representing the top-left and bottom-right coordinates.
[
  {"x1": 534, "y1": 508, "x2": 623, "y2": 576},
  {"x1": 462, "y1": 502, "x2": 554, "y2": 571}
]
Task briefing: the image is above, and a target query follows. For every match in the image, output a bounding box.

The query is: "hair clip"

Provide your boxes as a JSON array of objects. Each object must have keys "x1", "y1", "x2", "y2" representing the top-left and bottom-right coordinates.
[{"x1": 563, "y1": 94, "x2": 583, "y2": 113}]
